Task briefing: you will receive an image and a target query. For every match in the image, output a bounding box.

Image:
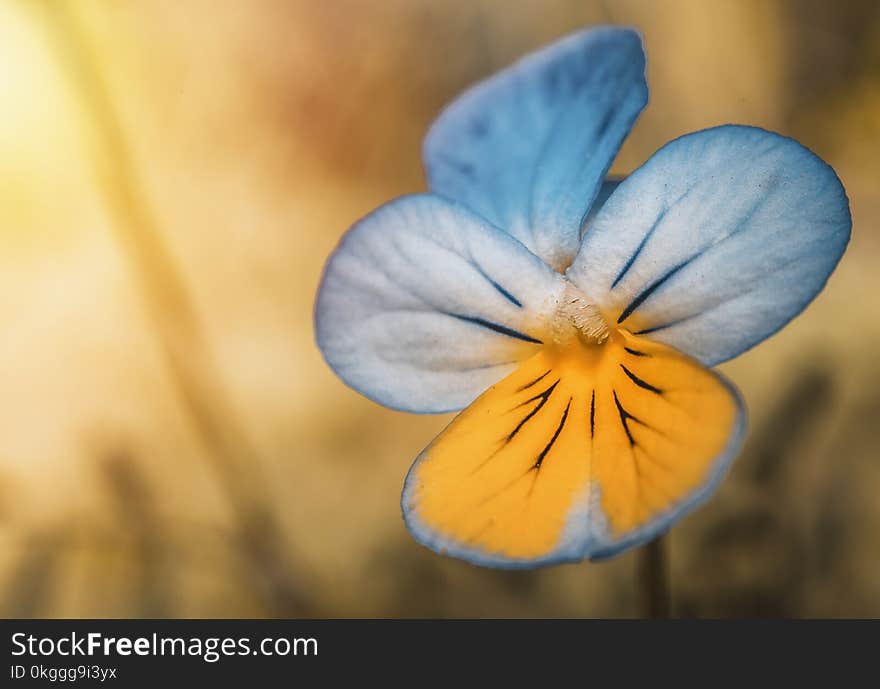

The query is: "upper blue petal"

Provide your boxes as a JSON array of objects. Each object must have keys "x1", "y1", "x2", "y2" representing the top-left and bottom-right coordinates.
[
  {"x1": 423, "y1": 26, "x2": 648, "y2": 271},
  {"x1": 567, "y1": 125, "x2": 852, "y2": 365}
]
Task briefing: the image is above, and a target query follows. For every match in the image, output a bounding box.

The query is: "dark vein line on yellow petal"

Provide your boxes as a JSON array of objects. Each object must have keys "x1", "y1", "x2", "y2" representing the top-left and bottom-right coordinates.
[
  {"x1": 589, "y1": 390, "x2": 596, "y2": 439},
  {"x1": 620, "y1": 364, "x2": 664, "y2": 394},
  {"x1": 465, "y1": 517, "x2": 498, "y2": 546},
  {"x1": 473, "y1": 470, "x2": 538, "y2": 509},
  {"x1": 618, "y1": 397, "x2": 668, "y2": 439},
  {"x1": 629, "y1": 441, "x2": 642, "y2": 479},
  {"x1": 628, "y1": 443, "x2": 676, "y2": 515},
  {"x1": 654, "y1": 392, "x2": 706, "y2": 427},
  {"x1": 534, "y1": 398, "x2": 572, "y2": 469},
  {"x1": 516, "y1": 369, "x2": 551, "y2": 392},
  {"x1": 465, "y1": 440, "x2": 507, "y2": 478},
  {"x1": 624, "y1": 346, "x2": 650, "y2": 357},
  {"x1": 636, "y1": 447, "x2": 674, "y2": 473},
  {"x1": 506, "y1": 381, "x2": 558, "y2": 443},
  {"x1": 612, "y1": 389, "x2": 639, "y2": 446},
  {"x1": 614, "y1": 384, "x2": 676, "y2": 437},
  {"x1": 525, "y1": 464, "x2": 541, "y2": 498},
  {"x1": 632, "y1": 447, "x2": 678, "y2": 504},
  {"x1": 513, "y1": 379, "x2": 560, "y2": 411}
]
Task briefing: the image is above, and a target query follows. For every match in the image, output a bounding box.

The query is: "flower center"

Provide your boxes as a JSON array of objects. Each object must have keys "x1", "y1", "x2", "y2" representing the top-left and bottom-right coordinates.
[{"x1": 550, "y1": 282, "x2": 610, "y2": 346}]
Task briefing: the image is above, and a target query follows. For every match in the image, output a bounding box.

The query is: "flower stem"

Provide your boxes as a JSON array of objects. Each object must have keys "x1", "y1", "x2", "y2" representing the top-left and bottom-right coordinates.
[{"x1": 637, "y1": 534, "x2": 670, "y2": 618}]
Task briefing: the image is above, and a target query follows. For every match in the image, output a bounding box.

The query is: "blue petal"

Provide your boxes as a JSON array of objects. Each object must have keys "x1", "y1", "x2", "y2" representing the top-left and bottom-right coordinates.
[
  {"x1": 567, "y1": 125, "x2": 852, "y2": 365},
  {"x1": 423, "y1": 27, "x2": 647, "y2": 271},
  {"x1": 581, "y1": 177, "x2": 622, "y2": 237},
  {"x1": 314, "y1": 194, "x2": 566, "y2": 413}
]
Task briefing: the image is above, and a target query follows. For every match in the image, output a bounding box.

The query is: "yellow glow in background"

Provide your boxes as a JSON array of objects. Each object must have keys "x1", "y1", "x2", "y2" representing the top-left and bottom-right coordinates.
[{"x1": 0, "y1": 0, "x2": 878, "y2": 617}]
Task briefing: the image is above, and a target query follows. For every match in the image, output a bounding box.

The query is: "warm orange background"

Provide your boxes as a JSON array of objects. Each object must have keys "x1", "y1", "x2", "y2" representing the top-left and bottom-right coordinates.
[{"x1": 1, "y1": 0, "x2": 877, "y2": 617}]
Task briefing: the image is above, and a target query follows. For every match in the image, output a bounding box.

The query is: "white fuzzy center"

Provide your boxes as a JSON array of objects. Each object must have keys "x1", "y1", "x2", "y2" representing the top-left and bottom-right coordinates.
[{"x1": 551, "y1": 282, "x2": 610, "y2": 345}]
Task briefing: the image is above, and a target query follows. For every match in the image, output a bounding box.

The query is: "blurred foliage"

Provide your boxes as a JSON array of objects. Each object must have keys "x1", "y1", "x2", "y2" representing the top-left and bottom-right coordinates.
[{"x1": 0, "y1": 0, "x2": 878, "y2": 617}]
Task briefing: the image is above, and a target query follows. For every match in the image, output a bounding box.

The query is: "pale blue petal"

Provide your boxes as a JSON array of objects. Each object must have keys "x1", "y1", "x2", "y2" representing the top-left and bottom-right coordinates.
[
  {"x1": 567, "y1": 125, "x2": 851, "y2": 365},
  {"x1": 581, "y1": 177, "x2": 622, "y2": 237},
  {"x1": 423, "y1": 27, "x2": 647, "y2": 271},
  {"x1": 314, "y1": 194, "x2": 566, "y2": 413}
]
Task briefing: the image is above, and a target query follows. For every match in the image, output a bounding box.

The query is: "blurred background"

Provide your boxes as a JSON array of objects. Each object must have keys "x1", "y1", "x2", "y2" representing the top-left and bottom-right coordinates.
[{"x1": 0, "y1": 0, "x2": 878, "y2": 618}]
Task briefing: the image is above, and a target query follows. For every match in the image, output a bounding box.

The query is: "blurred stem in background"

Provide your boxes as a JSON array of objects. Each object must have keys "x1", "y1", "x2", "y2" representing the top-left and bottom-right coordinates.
[
  {"x1": 30, "y1": 0, "x2": 313, "y2": 615},
  {"x1": 637, "y1": 535, "x2": 670, "y2": 618}
]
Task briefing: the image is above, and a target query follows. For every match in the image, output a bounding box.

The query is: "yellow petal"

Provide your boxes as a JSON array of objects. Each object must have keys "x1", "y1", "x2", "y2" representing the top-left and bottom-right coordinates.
[{"x1": 402, "y1": 330, "x2": 745, "y2": 567}]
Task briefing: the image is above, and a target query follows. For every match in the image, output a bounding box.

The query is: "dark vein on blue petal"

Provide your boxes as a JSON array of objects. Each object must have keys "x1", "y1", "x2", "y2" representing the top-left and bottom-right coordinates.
[
  {"x1": 444, "y1": 360, "x2": 521, "y2": 373},
  {"x1": 611, "y1": 205, "x2": 672, "y2": 289},
  {"x1": 468, "y1": 260, "x2": 523, "y2": 308},
  {"x1": 632, "y1": 252, "x2": 811, "y2": 336},
  {"x1": 616, "y1": 259, "x2": 693, "y2": 325},
  {"x1": 720, "y1": 195, "x2": 765, "y2": 243},
  {"x1": 620, "y1": 364, "x2": 664, "y2": 394},
  {"x1": 595, "y1": 107, "x2": 615, "y2": 140},
  {"x1": 487, "y1": 278, "x2": 523, "y2": 307},
  {"x1": 612, "y1": 173, "x2": 777, "y2": 293},
  {"x1": 615, "y1": 189, "x2": 777, "y2": 325},
  {"x1": 534, "y1": 397, "x2": 572, "y2": 469},
  {"x1": 449, "y1": 314, "x2": 542, "y2": 344},
  {"x1": 412, "y1": 233, "x2": 525, "y2": 311},
  {"x1": 634, "y1": 315, "x2": 694, "y2": 336},
  {"x1": 434, "y1": 152, "x2": 475, "y2": 180}
]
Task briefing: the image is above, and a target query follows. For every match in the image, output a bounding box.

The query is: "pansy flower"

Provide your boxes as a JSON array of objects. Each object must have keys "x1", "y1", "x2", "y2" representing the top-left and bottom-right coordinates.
[{"x1": 314, "y1": 27, "x2": 850, "y2": 568}]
